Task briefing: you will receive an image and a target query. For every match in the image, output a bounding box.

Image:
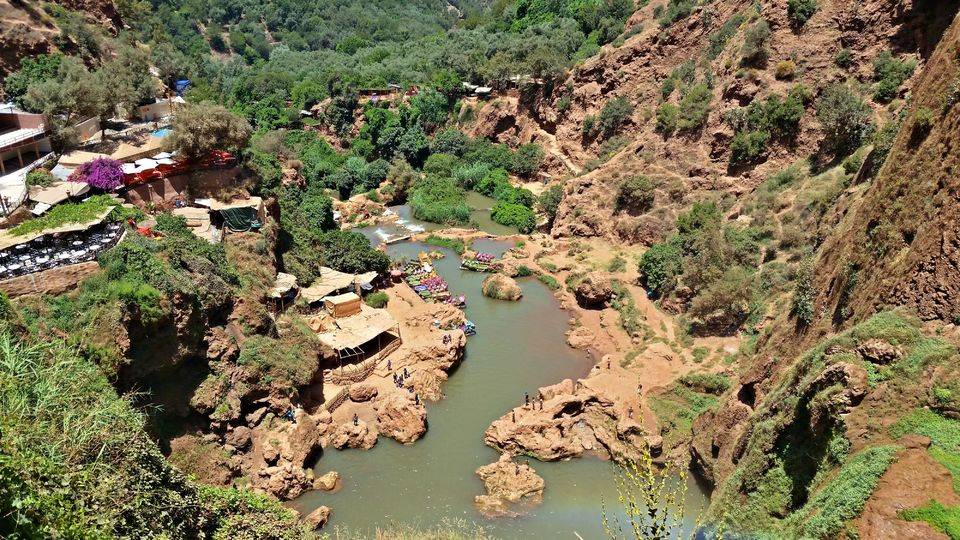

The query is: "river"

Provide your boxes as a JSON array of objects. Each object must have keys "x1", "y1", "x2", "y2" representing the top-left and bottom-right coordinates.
[{"x1": 291, "y1": 204, "x2": 709, "y2": 538}]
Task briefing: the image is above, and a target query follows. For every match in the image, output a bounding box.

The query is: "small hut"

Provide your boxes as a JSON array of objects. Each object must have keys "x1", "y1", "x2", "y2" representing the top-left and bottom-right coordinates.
[{"x1": 324, "y1": 292, "x2": 362, "y2": 318}]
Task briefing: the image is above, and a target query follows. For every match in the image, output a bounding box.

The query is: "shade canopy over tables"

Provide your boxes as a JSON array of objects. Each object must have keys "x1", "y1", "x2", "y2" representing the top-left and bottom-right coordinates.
[
  {"x1": 28, "y1": 181, "x2": 90, "y2": 206},
  {"x1": 58, "y1": 150, "x2": 110, "y2": 168},
  {"x1": 111, "y1": 136, "x2": 166, "y2": 163},
  {"x1": 300, "y1": 267, "x2": 379, "y2": 303},
  {"x1": 269, "y1": 272, "x2": 298, "y2": 299},
  {"x1": 315, "y1": 304, "x2": 398, "y2": 351},
  {"x1": 0, "y1": 206, "x2": 115, "y2": 251}
]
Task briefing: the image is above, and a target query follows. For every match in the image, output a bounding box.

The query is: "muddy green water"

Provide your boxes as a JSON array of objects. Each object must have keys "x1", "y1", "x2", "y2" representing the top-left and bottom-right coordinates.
[{"x1": 293, "y1": 232, "x2": 709, "y2": 537}]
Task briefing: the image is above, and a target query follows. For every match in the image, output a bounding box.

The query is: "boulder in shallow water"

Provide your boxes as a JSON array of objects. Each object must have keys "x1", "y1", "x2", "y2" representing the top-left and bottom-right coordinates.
[
  {"x1": 481, "y1": 273, "x2": 522, "y2": 301},
  {"x1": 474, "y1": 453, "x2": 544, "y2": 517},
  {"x1": 375, "y1": 392, "x2": 427, "y2": 444},
  {"x1": 304, "y1": 505, "x2": 331, "y2": 530}
]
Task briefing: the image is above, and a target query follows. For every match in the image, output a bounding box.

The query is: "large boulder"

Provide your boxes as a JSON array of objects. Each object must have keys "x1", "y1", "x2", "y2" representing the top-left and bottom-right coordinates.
[
  {"x1": 349, "y1": 383, "x2": 379, "y2": 402},
  {"x1": 314, "y1": 470, "x2": 340, "y2": 491},
  {"x1": 330, "y1": 419, "x2": 378, "y2": 450},
  {"x1": 481, "y1": 273, "x2": 523, "y2": 301},
  {"x1": 574, "y1": 273, "x2": 614, "y2": 309},
  {"x1": 476, "y1": 453, "x2": 545, "y2": 502},
  {"x1": 304, "y1": 505, "x2": 331, "y2": 530},
  {"x1": 375, "y1": 393, "x2": 428, "y2": 444}
]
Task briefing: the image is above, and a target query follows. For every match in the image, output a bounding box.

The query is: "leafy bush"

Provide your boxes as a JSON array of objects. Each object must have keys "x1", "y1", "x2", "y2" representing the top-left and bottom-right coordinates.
[
  {"x1": 741, "y1": 20, "x2": 772, "y2": 66},
  {"x1": 409, "y1": 176, "x2": 471, "y2": 225},
  {"x1": 491, "y1": 202, "x2": 537, "y2": 233},
  {"x1": 688, "y1": 265, "x2": 754, "y2": 334},
  {"x1": 638, "y1": 240, "x2": 683, "y2": 297},
  {"x1": 707, "y1": 13, "x2": 747, "y2": 59},
  {"x1": 597, "y1": 97, "x2": 634, "y2": 138},
  {"x1": 319, "y1": 230, "x2": 390, "y2": 274},
  {"x1": 787, "y1": 0, "x2": 818, "y2": 26},
  {"x1": 730, "y1": 130, "x2": 771, "y2": 165},
  {"x1": 511, "y1": 143, "x2": 544, "y2": 176},
  {"x1": 364, "y1": 291, "x2": 389, "y2": 308},
  {"x1": 537, "y1": 183, "x2": 565, "y2": 227},
  {"x1": 657, "y1": 0, "x2": 696, "y2": 27},
  {"x1": 537, "y1": 273, "x2": 560, "y2": 290},
  {"x1": 792, "y1": 258, "x2": 815, "y2": 325},
  {"x1": 424, "y1": 234, "x2": 466, "y2": 254},
  {"x1": 835, "y1": 48, "x2": 854, "y2": 69},
  {"x1": 616, "y1": 175, "x2": 656, "y2": 212},
  {"x1": 872, "y1": 50, "x2": 916, "y2": 103},
  {"x1": 912, "y1": 106, "x2": 935, "y2": 139},
  {"x1": 677, "y1": 83, "x2": 712, "y2": 131},
  {"x1": 817, "y1": 83, "x2": 872, "y2": 158},
  {"x1": 656, "y1": 103, "x2": 679, "y2": 133},
  {"x1": 25, "y1": 169, "x2": 56, "y2": 188},
  {"x1": 900, "y1": 501, "x2": 960, "y2": 539},
  {"x1": 679, "y1": 373, "x2": 731, "y2": 395}
]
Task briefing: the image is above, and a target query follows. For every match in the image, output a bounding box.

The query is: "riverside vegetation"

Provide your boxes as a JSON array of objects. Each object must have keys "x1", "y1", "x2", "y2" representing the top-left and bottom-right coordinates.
[{"x1": 4, "y1": 0, "x2": 960, "y2": 538}]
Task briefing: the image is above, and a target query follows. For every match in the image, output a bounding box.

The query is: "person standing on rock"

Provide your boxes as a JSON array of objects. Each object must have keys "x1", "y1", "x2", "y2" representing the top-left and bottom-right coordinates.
[
  {"x1": 511, "y1": 410, "x2": 516, "y2": 423},
  {"x1": 415, "y1": 394, "x2": 420, "y2": 405},
  {"x1": 353, "y1": 413, "x2": 359, "y2": 426},
  {"x1": 627, "y1": 407, "x2": 634, "y2": 419},
  {"x1": 524, "y1": 393, "x2": 529, "y2": 407},
  {"x1": 387, "y1": 359, "x2": 392, "y2": 371}
]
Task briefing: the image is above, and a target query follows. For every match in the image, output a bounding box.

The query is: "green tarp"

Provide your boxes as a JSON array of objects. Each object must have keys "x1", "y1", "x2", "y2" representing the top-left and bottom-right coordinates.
[{"x1": 220, "y1": 207, "x2": 261, "y2": 232}]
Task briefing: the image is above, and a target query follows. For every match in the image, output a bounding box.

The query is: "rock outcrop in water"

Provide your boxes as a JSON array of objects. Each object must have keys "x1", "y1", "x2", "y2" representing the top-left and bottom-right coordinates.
[
  {"x1": 474, "y1": 453, "x2": 545, "y2": 518},
  {"x1": 481, "y1": 273, "x2": 523, "y2": 301},
  {"x1": 485, "y1": 377, "x2": 653, "y2": 463}
]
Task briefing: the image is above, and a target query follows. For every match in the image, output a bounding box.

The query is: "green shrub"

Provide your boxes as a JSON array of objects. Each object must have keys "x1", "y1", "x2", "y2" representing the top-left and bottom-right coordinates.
[
  {"x1": 817, "y1": 83, "x2": 873, "y2": 158},
  {"x1": 424, "y1": 234, "x2": 466, "y2": 255},
  {"x1": 679, "y1": 373, "x2": 731, "y2": 394},
  {"x1": 657, "y1": 0, "x2": 696, "y2": 27},
  {"x1": 783, "y1": 445, "x2": 899, "y2": 538},
  {"x1": 677, "y1": 83, "x2": 712, "y2": 131},
  {"x1": 707, "y1": 13, "x2": 747, "y2": 59},
  {"x1": 787, "y1": 0, "x2": 818, "y2": 26},
  {"x1": 491, "y1": 202, "x2": 536, "y2": 233},
  {"x1": 582, "y1": 115, "x2": 597, "y2": 137},
  {"x1": 616, "y1": 175, "x2": 656, "y2": 212},
  {"x1": 912, "y1": 106, "x2": 935, "y2": 139},
  {"x1": 656, "y1": 103, "x2": 680, "y2": 133},
  {"x1": 598, "y1": 96, "x2": 634, "y2": 138},
  {"x1": 835, "y1": 48, "x2": 854, "y2": 69},
  {"x1": 511, "y1": 143, "x2": 544, "y2": 176},
  {"x1": 900, "y1": 500, "x2": 960, "y2": 539},
  {"x1": 730, "y1": 130, "x2": 771, "y2": 165},
  {"x1": 607, "y1": 253, "x2": 627, "y2": 273},
  {"x1": 872, "y1": 50, "x2": 917, "y2": 103},
  {"x1": 25, "y1": 169, "x2": 56, "y2": 188},
  {"x1": 792, "y1": 258, "x2": 815, "y2": 325},
  {"x1": 638, "y1": 240, "x2": 683, "y2": 297},
  {"x1": 537, "y1": 183, "x2": 565, "y2": 227},
  {"x1": 409, "y1": 176, "x2": 471, "y2": 225},
  {"x1": 365, "y1": 291, "x2": 389, "y2": 308},
  {"x1": 537, "y1": 273, "x2": 560, "y2": 290},
  {"x1": 741, "y1": 20, "x2": 772, "y2": 66}
]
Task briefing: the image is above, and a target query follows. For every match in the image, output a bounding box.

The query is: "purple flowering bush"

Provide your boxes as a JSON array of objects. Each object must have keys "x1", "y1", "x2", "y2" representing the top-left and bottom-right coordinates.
[{"x1": 73, "y1": 157, "x2": 124, "y2": 190}]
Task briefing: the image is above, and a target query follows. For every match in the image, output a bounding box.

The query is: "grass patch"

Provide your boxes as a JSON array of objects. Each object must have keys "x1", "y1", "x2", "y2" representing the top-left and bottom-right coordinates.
[
  {"x1": 10, "y1": 195, "x2": 123, "y2": 236},
  {"x1": 782, "y1": 445, "x2": 899, "y2": 538},
  {"x1": 649, "y1": 384, "x2": 718, "y2": 450},
  {"x1": 900, "y1": 500, "x2": 960, "y2": 539},
  {"x1": 536, "y1": 273, "x2": 560, "y2": 290},
  {"x1": 424, "y1": 234, "x2": 466, "y2": 255},
  {"x1": 364, "y1": 291, "x2": 389, "y2": 308},
  {"x1": 678, "y1": 372, "x2": 730, "y2": 395},
  {"x1": 891, "y1": 408, "x2": 960, "y2": 490}
]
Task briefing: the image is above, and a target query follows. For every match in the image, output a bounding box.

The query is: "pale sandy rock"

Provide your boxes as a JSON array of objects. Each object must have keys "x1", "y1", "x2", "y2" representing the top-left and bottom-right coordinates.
[
  {"x1": 566, "y1": 326, "x2": 596, "y2": 349},
  {"x1": 375, "y1": 392, "x2": 428, "y2": 444},
  {"x1": 349, "y1": 383, "x2": 379, "y2": 402},
  {"x1": 481, "y1": 273, "x2": 523, "y2": 301},
  {"x1": 304, "y1": 505, "x2": 331, "y2": 530},
  {"x1": 314, "y1": 470, "x2": 340, "y2": 491},
  {"x1": 331, "y1": 420, "x2": 378, "y2": 450}
]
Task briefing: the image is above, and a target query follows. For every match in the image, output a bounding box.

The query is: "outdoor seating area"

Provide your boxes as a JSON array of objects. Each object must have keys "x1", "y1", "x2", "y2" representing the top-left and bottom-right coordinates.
[
  {"x1": 403, "y1": 260, "x2": 466, "y2": 307},
  {"x1": 460, "y1": 251, "x2": 501, "y2": 273},
  {"x1": 0, "y1": 221, "x2": 124, "y2": 280}
]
